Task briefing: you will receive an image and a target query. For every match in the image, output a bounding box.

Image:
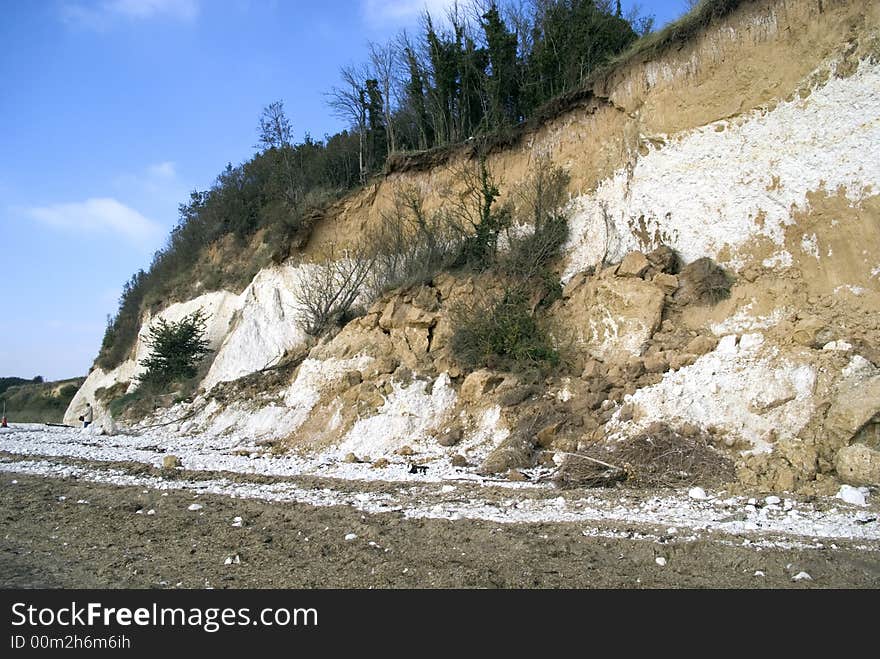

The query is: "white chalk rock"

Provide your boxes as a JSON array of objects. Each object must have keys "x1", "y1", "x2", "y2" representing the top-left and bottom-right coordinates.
[{"x1": 836, "y1": 484, "x2": 869, "y2": 506}]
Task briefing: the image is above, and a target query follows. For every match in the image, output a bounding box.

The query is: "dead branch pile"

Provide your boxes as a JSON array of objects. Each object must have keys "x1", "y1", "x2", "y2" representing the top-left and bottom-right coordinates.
[{"x1": 553, "y1": 422, "x2": 735, "y2": 489}]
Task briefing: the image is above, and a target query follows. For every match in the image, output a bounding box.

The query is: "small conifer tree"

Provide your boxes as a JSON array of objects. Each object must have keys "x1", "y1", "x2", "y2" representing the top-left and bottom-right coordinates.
[{"x1": 137, "y1": 310, "x2": 210, "y2": 389}]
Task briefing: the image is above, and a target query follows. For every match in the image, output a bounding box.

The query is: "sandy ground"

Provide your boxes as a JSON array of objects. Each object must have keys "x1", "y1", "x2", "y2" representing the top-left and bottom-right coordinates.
[
  {"x1": 2, "y1": 423, "x2": 878, "y2": 588},
  {"x1": 2, "y1": 463, "x2": 878, "y2": 589}
]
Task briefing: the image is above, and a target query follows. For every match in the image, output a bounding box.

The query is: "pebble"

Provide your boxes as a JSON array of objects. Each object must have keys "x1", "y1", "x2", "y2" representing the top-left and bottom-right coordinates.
[
  {"x1": 147, "y1": 509, "x2": 155, "y2": 515},
  {"x1": 232, "y1": 516, "x2": 243, "y2": 527},
  {"x1": 187, "y1": 503, "x2": 203, "y2": 511},
  {"x1": 655, "y1": 557, "x2": 667, "y2": 567},
  {"x1": 792, "y1": 571, "x2": 812, "y2": 581},
  {"x1": 754, "y1": 571, "x2": 765, "y2": 577},
  {"x1": 344, "y1": 533, "x2": 358, "y2": 541},
  {"x1": 688, "y1": 487, "x2": 708, "y2": 500},
  {"x1": 765, "y1": 496, "x2": 781, "y2": 505}
]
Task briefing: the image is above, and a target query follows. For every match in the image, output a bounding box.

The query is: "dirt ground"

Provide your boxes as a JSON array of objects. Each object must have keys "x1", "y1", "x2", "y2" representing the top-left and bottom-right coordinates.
[{"x1": 2, "y1": 471, "x2": 878, "y2": 589}]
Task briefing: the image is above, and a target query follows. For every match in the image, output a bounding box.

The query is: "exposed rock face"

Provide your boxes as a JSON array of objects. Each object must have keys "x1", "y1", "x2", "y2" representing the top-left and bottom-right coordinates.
[
  {"x1": 552, "y1": 274, "x2": 665, "y2": 363},
  {"x1": 203, "y1": 265, "x2": 311, "y2": 391}
]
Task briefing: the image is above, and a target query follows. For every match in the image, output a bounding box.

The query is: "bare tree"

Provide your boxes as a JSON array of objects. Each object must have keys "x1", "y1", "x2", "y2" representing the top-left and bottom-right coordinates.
[
  {"x1": 326, "y1": 64, "x2": 369, "y2": 184},
  {"x1": 293, "y1": 245, "x2": 374, "y2": 336},
  {"x1": 368, "y1": 41, "x2": 399, "y2": 154},
  {"x1": 257, "y1": 100, "x2": 293, "y2": 150},
  {"x1": 256, "y1": 100, "x2": 300, "y2": 208}
]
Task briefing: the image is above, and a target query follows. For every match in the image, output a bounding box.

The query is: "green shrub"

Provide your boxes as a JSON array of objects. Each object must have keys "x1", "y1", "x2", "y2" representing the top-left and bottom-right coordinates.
[
  {"x1": 137, "y1": 310, "x2": 211, "y2": 389},
  {"x1": 449, "y1": 156, "x2": 512, "y2": 271},
  {"x1": 58, "y1": 383, "x2": 79, "y2": 398},
  {"x1": 450, "y1": 290, "x2": 559, "y2": 372}
]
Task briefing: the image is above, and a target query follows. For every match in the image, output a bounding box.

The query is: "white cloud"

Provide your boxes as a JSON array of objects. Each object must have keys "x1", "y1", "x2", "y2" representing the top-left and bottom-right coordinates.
[
  {"x1": 25, "y1": 198, "x2": 162, "y2": 244},
  {"x1": 147, "y1": 161, "x2": 176, "y2": 179},
  {"x1": 360, "y1": 0, "x2": 460, "y2": 29},
  {"x1": 114, "y1": 161, "x2": 187, "y2": 208},
  {"x1": 61, "y1": 0, "x2": 199, "y2": 30}
]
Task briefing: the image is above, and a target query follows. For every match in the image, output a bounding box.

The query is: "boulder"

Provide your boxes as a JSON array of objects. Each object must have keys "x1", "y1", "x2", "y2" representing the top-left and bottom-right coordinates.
[
  {"x1": 451, "y1": 454, "x2": 469, "y2": 467},
  {"x1": 835, "y1": 445, "x2": 880, "y2": 486},
  {"x1": 791, "y1": 316, "x2": 829, "y2": 347},
  {"x1": 685, "y1": 335, "x2": 717, "y2": 356},
  {"x1": 825, "y1": 376, "x2": 880, "y2": 452},
  {"x1": 100, "y1": 414, "x2": 117, "y2": 436},
  {"x1": 535, "y1": 422, "x2": 561, "y2": 448},
  {"x1": 552, "y1": 277, "x2": 665, "y2": 363},
  {"x1": 378, "y1": 296, "x2": 436, "y2": 331},
  {"x1": 581, "y1": 359, "x2": 606, "y2": 380},
  {"x1": 643, "y1": 354, "x2": 669, "y2": 374},
  {"x1": 460, "y1": 369, "x2": 504, "y2": 402},
  {"x1": 436, "y1": 424, "x2": 463, "y2": 447},
  {"x1": 652, "y1": 273, "x2": 679, "y2": 295},
  {"x1": 667, "y1": 353, "x2": 697, "y2": 371},
  {"x1": 617, "y1": 251, "x2": 650, "y2": 278},
  {"x1": 497, "y1": 384, "x2": 537, "y2": 407}
]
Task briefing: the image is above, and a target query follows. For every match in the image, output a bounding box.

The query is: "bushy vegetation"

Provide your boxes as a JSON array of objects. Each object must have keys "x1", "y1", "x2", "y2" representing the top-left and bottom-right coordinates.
[
  {"x1": 293, "y1": 249, "x2": 374, "y2": 337},
  {"x1": 675, "y1": 257, "x2": 733, "y2": 306},
  {"x1": 364, "y1": 185, "x2": 463, "y2": 299},
  {"x1": 287, "y1": 155, "x2": 570, "y2": 376},
  {"x1": 137, "y1": 310, "x2": 211, "y2": 389},
  {"x1": 96, "y1": 1, "x2": 655, "y2": 372},
  {"x1": 451, "y1": 290, "x2": 559, "y2": 371},
  {"x1": 449, "y1": 159, "x2": 571, "y2": 372},
  {"x1": 0, "y1": 377, "x2": 85, "y2": 424},
  {"x1": 1, "y1": 377, "x2": 36, "y2": 397}
]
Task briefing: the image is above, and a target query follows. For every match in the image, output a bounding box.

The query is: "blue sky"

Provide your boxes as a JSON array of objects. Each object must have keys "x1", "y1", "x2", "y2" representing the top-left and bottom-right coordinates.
[{"x1": 0, "y1": 0, "x2": 690, "y2": 381}]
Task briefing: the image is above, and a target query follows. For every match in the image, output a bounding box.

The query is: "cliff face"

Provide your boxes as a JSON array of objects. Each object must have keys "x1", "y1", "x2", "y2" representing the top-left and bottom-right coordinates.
[{"x1": 66, "y1": 0, "x2": 880, "y2": 492}]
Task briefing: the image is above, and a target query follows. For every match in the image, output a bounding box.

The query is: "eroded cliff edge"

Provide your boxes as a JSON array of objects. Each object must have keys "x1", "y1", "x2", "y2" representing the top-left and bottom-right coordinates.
[{"x1": 66, "y1": 0, "x2": 880, "y2": 494}]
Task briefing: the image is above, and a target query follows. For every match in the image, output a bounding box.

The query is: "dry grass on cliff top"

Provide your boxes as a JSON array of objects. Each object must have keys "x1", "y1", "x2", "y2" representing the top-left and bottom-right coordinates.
[{"x1": 604, "y1": 0, "x2": 751, "y2": 72}]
